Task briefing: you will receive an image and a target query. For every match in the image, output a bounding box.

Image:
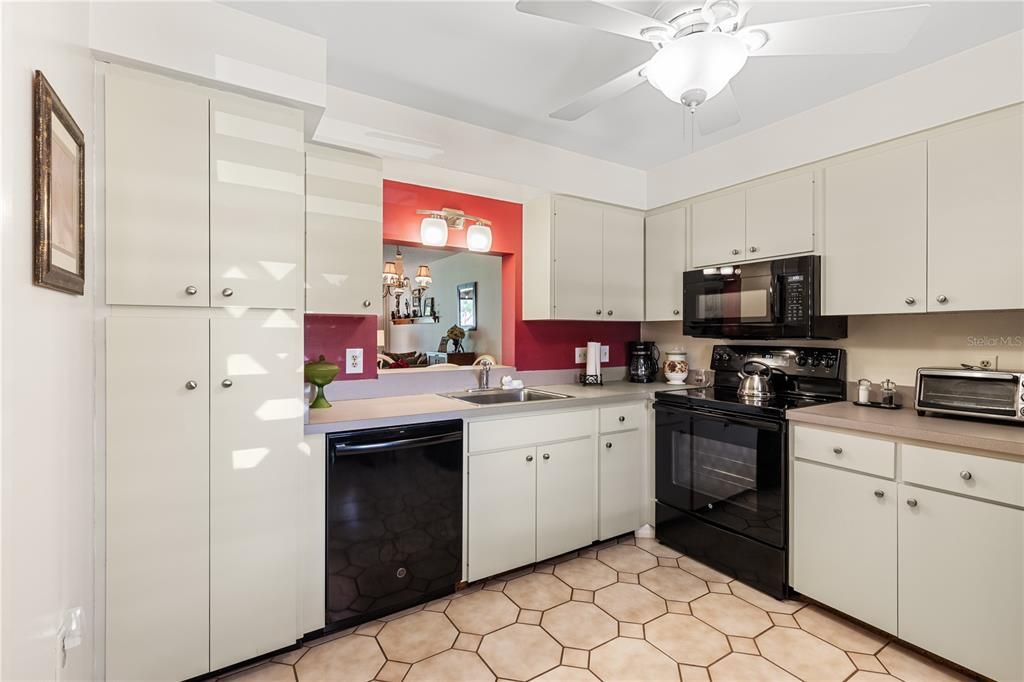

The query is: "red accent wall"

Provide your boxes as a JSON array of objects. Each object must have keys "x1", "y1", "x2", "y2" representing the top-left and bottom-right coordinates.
[{"x1": 304, "y1": 180, "x2": 639, "y2": 377}]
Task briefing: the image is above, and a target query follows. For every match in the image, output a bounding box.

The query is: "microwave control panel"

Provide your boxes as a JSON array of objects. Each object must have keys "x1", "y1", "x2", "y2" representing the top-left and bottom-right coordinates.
[{"x1": 782, "y1": 274, "x2": 808, "y2": 323}]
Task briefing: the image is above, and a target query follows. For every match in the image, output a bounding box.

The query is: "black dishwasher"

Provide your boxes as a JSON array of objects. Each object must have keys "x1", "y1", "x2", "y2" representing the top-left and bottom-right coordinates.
[{"x1": 326, "y1": 420, "x2": 463, "y2": 630}]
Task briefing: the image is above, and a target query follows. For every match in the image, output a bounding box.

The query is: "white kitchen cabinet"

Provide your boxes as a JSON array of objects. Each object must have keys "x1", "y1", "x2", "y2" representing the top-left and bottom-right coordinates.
[
  {"x1": 305, "y1": 145, "x2": 383, "y2": 315},
  {"x1": 467, "y1": 447, "x2": 538, "y2": 581},
  {"x1": 601, "y1": 206, "x2": 645, "y2": 320},
  {"x1": 209, "y1": 316, "x2": 303, "y2": 668},
  {"x1": 791, "y1": 460, "x2": 897, "y2": 633},
  {"x1": 745, "y1": 173, "x2": 814, "y2": 260},
  {"x1": 898, "y1": 484, "x2": 1023, "y2": 682},
  {"x1": 106, "y1": 68, "x2": 210, "y2": 307},
  {"x1": 523, "y1": 195, "x2": 644, "y2": 320},
  {"x1": 599, "y1": 429, "x2": 643, "y2": 540},
  {"x1": 106, "y1": 317, "x2": 211, "y2": 682},
  {"x1": 537, "y1": 437, "x2": 597, "y2": 558},
  {"x1": 691, "y1": 191, "x2": 745, "y2": 268},
  {"x1": 644, "y1": 206, "x2": 687, "y2": 321},
  {"x1": 927, "y1": 107, "x2": 1024, "y2": 312},
  {"x1": 822, "y1": 141, "x2": 927, "y2": 315},
  {"x1": 210, "y1": 94, "x2": 304, "y2": 311}
]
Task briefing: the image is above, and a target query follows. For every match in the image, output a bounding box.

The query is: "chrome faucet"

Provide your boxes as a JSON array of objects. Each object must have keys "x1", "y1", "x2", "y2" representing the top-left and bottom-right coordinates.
[{"x1": 478, "y1": 360, "x2": 493, "y2": 390}]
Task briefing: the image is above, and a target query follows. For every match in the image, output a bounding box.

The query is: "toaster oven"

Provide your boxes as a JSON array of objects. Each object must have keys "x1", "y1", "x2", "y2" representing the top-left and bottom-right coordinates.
[{"x1": 915, "y1": 368, "x2": 1024, "y2": 423}]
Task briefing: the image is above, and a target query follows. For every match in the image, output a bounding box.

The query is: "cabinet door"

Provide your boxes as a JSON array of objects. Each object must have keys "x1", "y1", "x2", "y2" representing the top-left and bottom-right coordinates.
[
  {"x1": 602, "y1": 206, "x2": 645, "y2": 320},
  {"x1": 644, "y1": 207, "x2": 687, "y2": 321},
  {"x1": 210, "y1": 94, "x2": 304, "y2": 310},
  {"x1": 745, "y1": 173, "x2": 814, "y2": 260},
  {"x1": 537, "y1": 438, "x2": 596, "y2": 560},
  {"x1": 305, "y1": 145, "x2": 383, "y2": 315},
  {"x1": 552, "y1": 197, "x2": 604, "y2": 320},
  {"x1": 898, "y1": 485, "x2": 1023, "y2": 682},
  {"x1": 691, "y1": 191, "x2": 745, "y2": 267},
  {"x1": 599, "y1": 430, "x2": 643, "y2": 540},
  {"x1": 791, "y1": 461, "x2": 897, "y2": 633},
  {"x1": 210, "y1": 315, "x2": 303, "y2": 668},
  {"x1": 107, "y1": 317, "x2": 210, "y2": 681},
  {"x1": 106, "y1": 70, "x2": 209, "y2": 306},
  {"x1": 928, "y1": 109, "x2": 1024, "y2": 312},
  {"x1": 467, "y1": 448, "x2": 537, "y2": 581},
  {"x1": 823, "y1": 141, "x2": 927, "y2": 315}
]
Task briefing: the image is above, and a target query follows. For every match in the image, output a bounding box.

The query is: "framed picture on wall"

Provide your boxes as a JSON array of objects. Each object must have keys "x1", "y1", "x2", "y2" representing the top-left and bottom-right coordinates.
[
  {"x1": 33, "y1": 70, "x2": 86, "y2": 295},
  {"x1": 422, "y1": 296, "x2": 435, "y2": 318},
  {"x1": 457, "y1": 281, "x2": 477, "y2": 331}
]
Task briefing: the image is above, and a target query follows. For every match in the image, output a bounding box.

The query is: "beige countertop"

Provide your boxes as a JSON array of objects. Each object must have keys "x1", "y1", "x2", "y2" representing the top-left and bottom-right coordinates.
[
  {"x1": 305, "y1": 381, "x2": 662, "y2": 435},
  {"x1": 788, "y1": 401, "x2": 1024, "y2": 460}
]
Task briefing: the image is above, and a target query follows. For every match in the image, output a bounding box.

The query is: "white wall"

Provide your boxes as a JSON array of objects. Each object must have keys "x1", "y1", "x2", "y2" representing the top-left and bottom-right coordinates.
[
  {"x1": 1, "y1": 2, "x2": 95, "y2": 679},
  {"x1": 647, "y1": 30, "x2": 1024, "y2": 208},
  {"x1": 643, "y1": 310, "x2": 1024, "y2": 387}
]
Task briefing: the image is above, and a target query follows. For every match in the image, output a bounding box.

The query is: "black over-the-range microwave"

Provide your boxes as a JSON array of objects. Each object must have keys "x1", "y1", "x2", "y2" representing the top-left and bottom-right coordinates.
[{"x1": 682, "y1": 255, "x2": 848, "y2": 340}]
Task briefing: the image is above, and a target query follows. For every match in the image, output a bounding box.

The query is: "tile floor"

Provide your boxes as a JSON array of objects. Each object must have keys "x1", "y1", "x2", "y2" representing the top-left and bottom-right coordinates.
[{"x1": 220, "y1": 536, "x2": 972, "y2": 682}]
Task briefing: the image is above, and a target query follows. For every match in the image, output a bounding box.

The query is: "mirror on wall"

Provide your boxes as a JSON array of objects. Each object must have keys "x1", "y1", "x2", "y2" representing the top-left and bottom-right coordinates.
[{"x1": 379, "y1": 242, "x2": 501, "y2": 370}]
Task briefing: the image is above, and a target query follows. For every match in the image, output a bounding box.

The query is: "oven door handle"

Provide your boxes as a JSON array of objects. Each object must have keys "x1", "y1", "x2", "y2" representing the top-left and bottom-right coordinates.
[{"x1": 655, "y1": 403, "x2": 783, "y2": 432}]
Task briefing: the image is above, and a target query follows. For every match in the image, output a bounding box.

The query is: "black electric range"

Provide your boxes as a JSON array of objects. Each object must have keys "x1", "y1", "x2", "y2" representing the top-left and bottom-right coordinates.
[{"x1": 653, "y1": 345, "x2": 846, "y2": 598}]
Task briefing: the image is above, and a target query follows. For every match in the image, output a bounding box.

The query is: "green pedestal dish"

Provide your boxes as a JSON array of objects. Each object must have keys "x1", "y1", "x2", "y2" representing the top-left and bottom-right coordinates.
[{"x1": 305, "y1": 354, "x2": 339, "y2": 409}]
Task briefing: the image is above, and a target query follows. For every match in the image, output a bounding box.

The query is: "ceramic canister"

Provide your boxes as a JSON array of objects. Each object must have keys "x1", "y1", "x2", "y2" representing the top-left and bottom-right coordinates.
[{"x1": 663, "y1": 350, "x2": 689, "y2": 385}]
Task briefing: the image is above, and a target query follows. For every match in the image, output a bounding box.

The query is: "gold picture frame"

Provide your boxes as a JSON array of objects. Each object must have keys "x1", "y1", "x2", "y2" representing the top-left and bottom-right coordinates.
[{"x1": 33, "y1": 70, "x2": 85, "y2": 295}]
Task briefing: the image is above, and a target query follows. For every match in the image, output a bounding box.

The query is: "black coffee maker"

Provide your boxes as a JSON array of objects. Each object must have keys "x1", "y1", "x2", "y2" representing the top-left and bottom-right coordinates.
[{"x1": 627, "y1": 341, "x2": 660, "y2": 383}]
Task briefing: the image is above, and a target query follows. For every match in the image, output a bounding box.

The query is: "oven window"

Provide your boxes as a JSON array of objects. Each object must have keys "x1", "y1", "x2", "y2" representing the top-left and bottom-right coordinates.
[
  {"x1": 919, "y1": 375, "x2": 1017, "y2": 414},
  {"x1": 672, "y1": 426, "x2": 759, "y2": 511}
]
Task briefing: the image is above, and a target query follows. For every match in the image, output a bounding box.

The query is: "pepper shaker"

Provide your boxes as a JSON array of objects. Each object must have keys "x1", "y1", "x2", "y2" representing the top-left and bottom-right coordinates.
[
  {"x1": 880, "y1": 379, "x2": 897, "y2": 407},
  {"x1": 857, "y1": 378, "x2": 871, "y2": 403}
]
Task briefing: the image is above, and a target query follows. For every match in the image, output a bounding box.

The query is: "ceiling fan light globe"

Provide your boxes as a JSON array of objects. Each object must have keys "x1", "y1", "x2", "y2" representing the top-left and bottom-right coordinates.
[
  {"x1": 645, "y1": 32, "x2": 748, "y2": 106},
  {"x1": 420, "y1": 217, "x2": 449, "y2": 247}
]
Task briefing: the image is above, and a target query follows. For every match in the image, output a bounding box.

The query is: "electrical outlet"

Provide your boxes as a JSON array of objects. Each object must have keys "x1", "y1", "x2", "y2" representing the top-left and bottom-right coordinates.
[
  {"x1": 346, "y1": 348, "x2": 363, "y2": 374},
  {"x1": 600, "y1": 345, "x2": 609, "y2": 362},
  {"x1": 575, "y1": 347, "x2": 587, "y2": 363},
  {"x1": 976, "y1": 355, "x2": 998, "y2": 370}
]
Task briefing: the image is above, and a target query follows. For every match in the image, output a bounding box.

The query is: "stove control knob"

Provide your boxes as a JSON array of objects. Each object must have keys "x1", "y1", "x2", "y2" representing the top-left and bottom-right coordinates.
[
  {"x1": 823, "y1": 356, "x2": 836, "y2": 369},
  {"x1": 795, "y1": 355, "x2": 808, "y2": 367},
  {"x1": 810, "y1": 357, "x2": 822, "y2": 367}
]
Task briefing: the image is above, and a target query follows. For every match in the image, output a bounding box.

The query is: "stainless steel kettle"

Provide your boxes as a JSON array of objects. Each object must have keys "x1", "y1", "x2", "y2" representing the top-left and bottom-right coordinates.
[{"x1": 737, "y1": 361, "x2": 775, "y2": 399}]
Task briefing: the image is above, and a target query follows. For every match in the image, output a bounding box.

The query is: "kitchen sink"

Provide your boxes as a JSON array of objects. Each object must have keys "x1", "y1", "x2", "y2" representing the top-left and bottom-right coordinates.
[{"x1": 442, "y1": 388, "x2": 573, "y2": 405}]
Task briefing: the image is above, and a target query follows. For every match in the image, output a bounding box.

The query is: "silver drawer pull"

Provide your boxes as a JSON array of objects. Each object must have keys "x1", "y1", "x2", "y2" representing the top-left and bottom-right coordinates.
[
  {"x1": 874, "y1": 489, "x2": 885, "y2": 498},
  {"x1": 906, "y1": 498, "x2": 918, "y2": 508},
  {"x1": 362, "y1": 299, "x2": 372, "y2": 308},
  {"x1": 832, "y1": 447, "x2": 843, "y2": 455},
  {"x1": 185, "y1": 285, "x2": 198, "y2": 296},
  {"x1": 221, "y1": 379, "x2": 233, "y2": 388},
  {"x1": 222, "y1": 287, "x2": 234, "y2": 297},
  {"x1": 904, "y1": 297, "x2": 915, "y2": 305},
  {"x1": 673, "y1": 309, "x2": 680, "y2": 315},
  {"x1": 618, "y1": 415, "x2": 626, "y2": 423},
  {"x1": 960, "y1": 471, "x2": 972, "y2": 481},
  {"x1": 542, "y1": 453, "x2": 550, "y2": 460},
  {"x1": 526, "y1": 454, "x2": 534, "y2": 462},
  {"x1": 185, "y1": 380, "x2": 198, "y2": 390}
]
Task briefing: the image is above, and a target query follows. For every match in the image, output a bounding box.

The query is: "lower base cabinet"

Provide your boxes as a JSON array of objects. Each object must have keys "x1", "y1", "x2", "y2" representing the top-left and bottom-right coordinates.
[
  {"x1": 537, "y1": 438, "x2": 597, "y2": 559},
  {"x1": 599, "y1": 429, "x2": 643, "y2": 540},
  {"x1": 898, "y1": 485, "x2": 1023, "y2": 682}
]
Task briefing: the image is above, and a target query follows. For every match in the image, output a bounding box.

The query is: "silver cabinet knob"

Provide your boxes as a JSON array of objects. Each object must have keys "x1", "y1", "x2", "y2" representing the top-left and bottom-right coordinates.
[
  {"x1": 222, "y1": 287, "x2": 234, "y2": 298},
  {"x1": 833, "y1": 447, "x2": 843, "y2": 455},
  {"x1": 185, "y1": 285, "x2": 198, "y2": 296},
  {"x1": 906, "y1": 498, "x2": 918, "y2": 508},
  {"x1": 936, "y1": 295, "x2": 948, "y2": 304},
  {"x1": 874, "y1": 489, "x2": 885, "y2": 498},
  {"x1": 525, "y1": 454, "x2": 534, "y2": 462},
  {"x1": 542, "y1": 453, "x2": 550, "y2": 460},
  {"x1": 960, "y1": 471, "x2": 972, "y2": 481},
  {"x1": 606, "y1": 310, "x2": 614, "y2": 316},
  {"x1": 749, "y1": 246, "x2": 758, "y2": 253},
  {"x1": 618, "y1": 415, "x2": 626, "y2": 422},
  {"x1": 673, "y1": 309, "x2": 680, "y2": 316},
  {"x1": 605, "y1": 442, "x2": 613, "y2": 449},
  {"x1": 185, "y1": 380, "x2": 198, "y2": 390},
  {"x1": 362, "y1": 299, "x2": 372, "y2": 308},
  {"x1": 221, "y1": 379, "x2": 233, "y2": 388},
  {"x1": 595, "y1": 309, "x2": 602, "y2": 316},
  {"x1": 730, "y1": 248, "x2": 741, "y2": 256},
  {"x1": 905, "y1": 297, "x2": 916, "y2": 305}
]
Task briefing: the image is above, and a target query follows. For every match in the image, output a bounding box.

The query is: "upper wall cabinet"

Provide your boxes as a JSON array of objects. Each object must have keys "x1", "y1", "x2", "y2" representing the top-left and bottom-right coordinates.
[
  {"x1": 823, "y1": 141, "x2": 928, "y2": 316},
  {"x1": 644, "y1": 206, "x2": 687, "y2": 322},
  {"x1": 927, "y1": 107, "x2": 1023, "y2": 312},
  {"x1": 690, "y1": 172, "x2": 814, "y2": 268},
  {"x1": 304, "y1": 145, "x2": 383, "y2": 316},
  {"x1": 105, "y1": 67, "x2": 304, "y2": 310},
  {"x1": 106, "y1": 70, "x2": 210, "y2": 307},
  {"x1": 523, "y1": 195, "x2": 644, "y2": 321}
]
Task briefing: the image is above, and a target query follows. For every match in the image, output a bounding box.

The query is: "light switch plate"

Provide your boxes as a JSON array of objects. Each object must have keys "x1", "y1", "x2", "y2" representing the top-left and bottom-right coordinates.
[
  {"x1": 600, "y1": 345, "x2": 609, "y2": 362},
  {"x1": 575, "y1": 347, "x2": 587, "y2": 363},
  {"x1": 346, "y1": 348, "x2": 363, "y2": 374}
]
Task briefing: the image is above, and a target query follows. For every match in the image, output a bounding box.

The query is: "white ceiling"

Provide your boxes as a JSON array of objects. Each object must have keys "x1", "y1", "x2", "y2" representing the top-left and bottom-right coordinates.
[{"x1": 230, "y1": 1, "x2": 1023, "y2": 169}]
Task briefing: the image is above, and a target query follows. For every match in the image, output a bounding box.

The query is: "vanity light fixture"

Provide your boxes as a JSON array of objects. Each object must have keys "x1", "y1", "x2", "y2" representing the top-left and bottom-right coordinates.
[{"x1": 416, "y1": 207, "x2": 493, "y2": 252}]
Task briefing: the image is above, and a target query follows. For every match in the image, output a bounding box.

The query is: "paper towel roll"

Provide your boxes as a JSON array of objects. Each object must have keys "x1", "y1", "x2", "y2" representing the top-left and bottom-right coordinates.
[{"x1": 587, "y1": 341, "x2": 602, "y2": 378}]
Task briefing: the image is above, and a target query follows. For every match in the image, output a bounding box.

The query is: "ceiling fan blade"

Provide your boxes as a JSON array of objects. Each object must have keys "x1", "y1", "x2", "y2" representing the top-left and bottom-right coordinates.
[
  {"x1": 695, "y1": 83, "x2": 741, "y2": 135},
  {"x1": 744, "y1": 4, "x2": 930, "y2": 56},
  {"x1": 515, "y1": 0, "x2": 672, "y2": 42},
  {"x1": 550, "y1": 62, "x2": 649, "y2": 120}
]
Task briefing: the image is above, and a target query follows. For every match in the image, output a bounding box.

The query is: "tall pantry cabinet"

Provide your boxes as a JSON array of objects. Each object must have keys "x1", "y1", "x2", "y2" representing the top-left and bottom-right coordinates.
[{"x1": 104, "y1": 65, "x2": 305, "y2": 680}]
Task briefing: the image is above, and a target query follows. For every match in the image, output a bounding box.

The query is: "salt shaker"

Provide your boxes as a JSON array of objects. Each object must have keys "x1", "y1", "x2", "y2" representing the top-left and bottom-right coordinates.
[{"x1": 857, "y1": 378, "x2": 871, "y2": 403}]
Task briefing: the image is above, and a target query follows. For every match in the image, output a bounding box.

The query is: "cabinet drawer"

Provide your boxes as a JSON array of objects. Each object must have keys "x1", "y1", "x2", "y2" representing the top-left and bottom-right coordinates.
[
  {"x1": 469, "y1": 409, "x2": 594, "y2": 453},
  {"x1": 599, "y1": 403, "x2": 645, "y2": 433},
  {"x1": 902, "y1": 444, "x2": 1024, "y2": 508},
  {"x1": 793, "y1": 426, "x2": 895, "y2": 478}
]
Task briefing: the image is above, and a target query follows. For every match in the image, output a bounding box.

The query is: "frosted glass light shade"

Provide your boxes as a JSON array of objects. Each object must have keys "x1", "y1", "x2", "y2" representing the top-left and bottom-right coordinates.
[
  {"x1": 420, "y1": 217, "x2": 448, "y2": 246},
  {"x1": 466, "y1": 223, "x2": 493, "y2": 252},
  {"x1": 645, "y1": 33, "x2": 748, "y2": 107}
]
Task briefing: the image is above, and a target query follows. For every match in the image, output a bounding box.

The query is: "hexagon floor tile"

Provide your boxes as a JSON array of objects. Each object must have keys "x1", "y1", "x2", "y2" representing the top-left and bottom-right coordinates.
[{"x1": 227, "y1": 533, "x2": 970, "y2": 682}]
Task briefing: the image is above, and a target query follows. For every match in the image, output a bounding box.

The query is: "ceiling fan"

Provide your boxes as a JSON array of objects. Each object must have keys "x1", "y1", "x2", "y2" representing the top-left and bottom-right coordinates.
[{"x1": 516, "y1": 0, "x2": 931, "y2": 134}]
